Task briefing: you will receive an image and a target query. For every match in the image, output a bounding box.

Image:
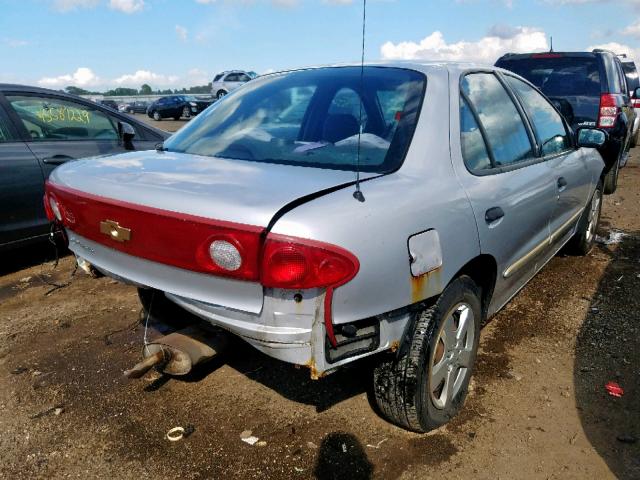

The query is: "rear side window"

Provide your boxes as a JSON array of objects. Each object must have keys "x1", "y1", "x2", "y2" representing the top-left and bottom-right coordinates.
[
  {"x1": 6, "y1": 95, "x2": 119, "y2": 141},
  {"x1": 497, "y1": 56, "x2": 601, "y2": 97},
  {"x1": 622, "y1": 62, "x2": 640, "y2": 91},
  {"x1": 603, "y1": 57, "x2": 623, "y2": 94},
  {"x1": 461, "y1": 73, "x2": 534, "y2": 168},
  {"x1": 460, "y1": 97, "x2": 491, "y2": 170},
  {"x1": 213, "y1": 73, "x2": 224, "y2": 82},
  {"x1": 505, "y1": 76, "x2": 572, "y2": 156}
]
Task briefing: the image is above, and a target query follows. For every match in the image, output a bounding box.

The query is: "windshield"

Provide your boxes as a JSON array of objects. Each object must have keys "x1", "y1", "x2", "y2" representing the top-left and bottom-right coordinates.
[
  {"x1": 497, "y1": 56, "x2": 601, "y2": 97},
  {"x1": 164, "y1": 67, "x2": 426, "y2": 172}
]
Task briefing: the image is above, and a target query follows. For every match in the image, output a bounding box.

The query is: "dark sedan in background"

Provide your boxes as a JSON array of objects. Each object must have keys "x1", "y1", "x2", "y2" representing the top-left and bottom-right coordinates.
[
  {"x1": 0, "y1": 84, "x2": 169, "y2": 250},
  {"x1": 123, "y1": 100, "x2": 149, "y2": 114},
  {"x1": 146, "y1": 95, "x2": 212, "y2": 121}
]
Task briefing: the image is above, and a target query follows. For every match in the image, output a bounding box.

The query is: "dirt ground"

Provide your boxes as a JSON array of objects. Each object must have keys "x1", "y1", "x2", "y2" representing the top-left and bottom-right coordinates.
[{"x1": 1, "y1": 144, "x2": 638, "y2": 479}]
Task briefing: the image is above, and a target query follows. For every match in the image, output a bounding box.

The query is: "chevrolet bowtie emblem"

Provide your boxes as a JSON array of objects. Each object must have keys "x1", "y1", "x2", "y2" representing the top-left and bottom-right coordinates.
[{"x1": 99, "y1": 220, "x2": 131, "y2": 242}]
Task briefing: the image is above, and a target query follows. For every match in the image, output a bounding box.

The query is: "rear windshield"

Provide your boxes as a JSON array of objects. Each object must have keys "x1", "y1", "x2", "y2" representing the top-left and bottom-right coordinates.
[
  {"x1": 622, "y1": 62, "x2": 640, "y2": 91},
  {"x1": 164, "y1": 67, "x2": 426, "y2": 173},
  {"x1": 497, "y1": 56, "x2": 601, "y2": 97}
]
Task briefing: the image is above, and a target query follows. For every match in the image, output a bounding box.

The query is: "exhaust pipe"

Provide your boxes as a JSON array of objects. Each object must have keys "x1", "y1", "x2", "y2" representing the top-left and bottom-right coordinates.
[{"x1": 124, "y1": 327, "x2": 228, "y2": 379}]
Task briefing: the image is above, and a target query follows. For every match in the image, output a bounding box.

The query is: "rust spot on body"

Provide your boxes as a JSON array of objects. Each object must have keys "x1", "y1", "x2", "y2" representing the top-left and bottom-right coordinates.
[
  {"x1": 410, "y1": 267, "x2": 442, "y2": 304},
  {"x1": 304, "y1": 359, "x2": 324, "y2": 380},
  {"x1": 390, "y1": 340, "x2": 400, "y2": 352}
]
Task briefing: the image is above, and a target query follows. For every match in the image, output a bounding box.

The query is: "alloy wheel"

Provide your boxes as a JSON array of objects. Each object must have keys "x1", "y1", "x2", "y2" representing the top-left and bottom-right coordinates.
[{"x1": 429, "y1": 303, "x2": 475, "y2": 410}]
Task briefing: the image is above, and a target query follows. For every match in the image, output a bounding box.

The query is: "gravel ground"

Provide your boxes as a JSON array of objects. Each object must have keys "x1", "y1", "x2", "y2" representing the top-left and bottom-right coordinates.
[{"x1": 0, "y1": 146, "x2": 638, "y2": 479}]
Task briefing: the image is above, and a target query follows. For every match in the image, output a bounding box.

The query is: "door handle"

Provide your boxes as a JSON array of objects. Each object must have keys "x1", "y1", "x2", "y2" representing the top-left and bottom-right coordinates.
[
  {"x1": 557, "y1": 177, "x2": 568, "y2": 190},
  {"x1": 42, "y1": 155, "x2": 74, "y2": 165},
  {"x1": 485, "y1": 206, "x2": 505, "y2": 224}
]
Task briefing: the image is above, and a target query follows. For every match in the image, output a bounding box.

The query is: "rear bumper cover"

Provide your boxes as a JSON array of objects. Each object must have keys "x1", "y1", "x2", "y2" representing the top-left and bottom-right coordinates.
[{"x1": 68, "y1": 230, "x2": 410, "y2": 375}]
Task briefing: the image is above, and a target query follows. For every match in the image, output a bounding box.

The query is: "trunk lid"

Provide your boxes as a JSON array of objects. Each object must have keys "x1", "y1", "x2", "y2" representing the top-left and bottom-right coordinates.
[{"x1": 50, "y1": 150, "x2": 369, "y2": 228}]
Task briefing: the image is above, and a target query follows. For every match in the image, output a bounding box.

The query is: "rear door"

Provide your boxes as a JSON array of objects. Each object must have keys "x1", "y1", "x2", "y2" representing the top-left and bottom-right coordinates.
[
  {"x1": 503, "y1": 74, "x2": 592, "y2": 249},
  {"x1": 0, "y1": 100, "x2": 48, "y2": 246},
  {"x1": 454, "y1": 72, "x2": 557, "y2": 311}
]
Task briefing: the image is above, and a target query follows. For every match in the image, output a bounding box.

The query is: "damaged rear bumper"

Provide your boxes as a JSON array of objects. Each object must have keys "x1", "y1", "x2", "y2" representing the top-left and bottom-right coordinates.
[{"x1": 67, "y1": 231, "x2": 410, "y2": 376}]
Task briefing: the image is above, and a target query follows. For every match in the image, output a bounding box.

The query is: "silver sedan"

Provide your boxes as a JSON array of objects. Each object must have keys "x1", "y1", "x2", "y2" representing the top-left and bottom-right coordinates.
[{"x1": 45, "y1": 62, "x2": 606, "y2": 432}]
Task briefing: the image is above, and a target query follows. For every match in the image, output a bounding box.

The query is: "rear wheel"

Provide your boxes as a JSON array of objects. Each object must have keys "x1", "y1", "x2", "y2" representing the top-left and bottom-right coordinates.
[
  {"x1": 182, "y1": 106, "x2": 191, "y2": 119},
  {"x1": 568, "y1": 181, "x2": 602, "y2": 255},
  {"x1": 603, "y1": 157, "x2": 619, "y2": 194},
  {"x1": 217, "y1": 90, "x2": 227, "y2": 100},
  {"x1": 372, "y1": 276, "x2": 481, "y2": 432},
  {"x1": 152, "y1": 110, "x2": 162, "y2": 121}
]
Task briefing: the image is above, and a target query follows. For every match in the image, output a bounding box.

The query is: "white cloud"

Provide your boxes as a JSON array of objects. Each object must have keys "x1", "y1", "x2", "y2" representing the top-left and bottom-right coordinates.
[
  {"x1": 323, "y1": 0, "x2": 354, "y2": 4},
  {"x1": 588, "y1": 41, "x2": 640, "y2": 61},
  {"x1": 52, "y1": 0, "x2": 99, "y2": 11},
  {"x1": 175, "y1": 25, "x2": 188, "y2": 42},
  {"x1": 195, "y1": 0, "x2": 299, "y2": 5},
  {"x1": 4, "y1": 39, "x2": 30, "y2": 48},
  {"x1": 108, "y1": 0, "x2": 144, "y2": 13},
  {"x1": 380, "y1": 26, "x2": 548, "y2": 64},
  {"x1": 622, "y1": 20, "x2": 640, "y2": 38},
  {"x1": 38, "y1": 67, "x2": 101, "y2": 88},
  {"x1": 113, "y1": 70, "x2": 180, "y2": 87}
]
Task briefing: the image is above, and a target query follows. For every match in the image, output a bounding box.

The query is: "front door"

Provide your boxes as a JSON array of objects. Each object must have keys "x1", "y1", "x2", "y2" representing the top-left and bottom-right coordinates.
[{"x1": 504, "y1": 74, "x2": 593, "y2": 249}]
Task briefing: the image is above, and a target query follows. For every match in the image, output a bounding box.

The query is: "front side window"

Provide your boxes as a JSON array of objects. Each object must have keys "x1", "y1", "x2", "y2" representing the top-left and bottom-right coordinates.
[
  {"x1": 505, "y1": 76, "x2": 572, "y2": 156},
  {"x1": 238, "y1": 74, "x2": 251, "y2": 82},
  {"x1": 6, "y1": 95, "x2": 118, "y2": 141},
  {"x1": 164, "y1": 67, "x2": 426, "y2": 173},
  {"x1": 0, "y1": 111, "x2": 13, "y2": 142},
  {"x1": 461, "y1": 73, "x2": 534, "y2": 167}
]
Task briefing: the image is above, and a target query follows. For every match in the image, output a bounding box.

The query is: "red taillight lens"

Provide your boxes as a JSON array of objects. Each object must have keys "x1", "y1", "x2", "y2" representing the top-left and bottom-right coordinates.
[
  {"x1": 261, "y1": 235, "x2": 359, "y2": 289},
  {"x1": 598, "y1": 93, "x2": 618, "y2": 128},
  {"x1": 43, "y1": 193, "x2": 55, "y2": 221},
  {"x1": 632, "y1": 98, "x2": 640, "y2": 108}
]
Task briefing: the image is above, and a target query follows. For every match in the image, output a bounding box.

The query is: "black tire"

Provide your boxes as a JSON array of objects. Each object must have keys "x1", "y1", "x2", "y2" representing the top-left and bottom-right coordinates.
[
  {"x1": 372, "y1": 276, "x2": 482, "y2": 432},
  {"x1": 152, "y1": 110, "x2": 162, "y2": 121},
  {"x1": 182, "y1": 106, "x2": 191, "y2": 119},
  {"x1": 603, "y1": 156, "x2": 620, "y2": 194},
  {"x1": 216, "y1": 90, "x2": 227, "y2": 100},
  {"x1": 567, "y1": 181, "x2": 603, "y2": 255}
]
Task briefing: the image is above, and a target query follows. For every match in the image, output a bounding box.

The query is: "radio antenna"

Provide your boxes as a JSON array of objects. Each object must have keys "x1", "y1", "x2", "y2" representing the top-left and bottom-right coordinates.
[
  {"x1": 549, "y1": 36, "x2": 554, "y2": 52},
  {"x1": 353, "y1": 0, "x2": 367, "y2": 203}
]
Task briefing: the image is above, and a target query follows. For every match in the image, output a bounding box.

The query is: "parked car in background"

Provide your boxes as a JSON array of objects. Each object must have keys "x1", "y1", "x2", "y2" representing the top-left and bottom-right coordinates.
[
  {"x1": 496, "y1": 49, "x2": 635, "y2": 193},
  {"x1": 620, "y1": 56, "x2": 640, "y2": 147},
  {"x1": 123, "y1": 100, "x2": 149, "y2": 114},
  {"x1": 96, "y1": 99, "x2": 119, "y2": 111},
  {"x1": 0, "y1": 84, "x2": 169, "y2": 250},
  {"x1": 45, "y1": 63, "x2": 606, "y2": 432},
  {"x1": 146, "y1": 95, "x2": 211, "y2": 121},
  {"x1": 211, "y1": 70, "x2": 252, "y2": 99}
]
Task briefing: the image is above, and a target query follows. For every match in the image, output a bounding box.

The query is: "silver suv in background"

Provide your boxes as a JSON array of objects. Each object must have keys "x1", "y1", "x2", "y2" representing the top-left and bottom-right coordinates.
[{"x1": 211, "y1": 70, "x2": 253, "y2": 99}]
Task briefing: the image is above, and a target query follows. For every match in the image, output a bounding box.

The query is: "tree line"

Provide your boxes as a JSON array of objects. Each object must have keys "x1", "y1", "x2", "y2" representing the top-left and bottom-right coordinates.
[{"x1": 64, "y1": 83, "x2": 213, "y2": 96}]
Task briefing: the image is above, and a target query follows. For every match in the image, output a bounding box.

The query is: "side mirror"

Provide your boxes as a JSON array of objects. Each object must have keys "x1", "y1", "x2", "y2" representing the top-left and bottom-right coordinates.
[
  {"x1": 634, "y1": 87, "x2": 640, "y2": 99},
  {"x1": 118, "y1": 121, "x2": 136, "y2": 151},
  {"x1": 577, "y1": 128, "x2": 606, "y2": 148}
]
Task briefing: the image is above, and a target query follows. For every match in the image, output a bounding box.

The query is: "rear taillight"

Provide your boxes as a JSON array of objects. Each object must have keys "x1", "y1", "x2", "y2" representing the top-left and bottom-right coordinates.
[
  {"x1": 598, "y1": 93, "x2": 618, "y2": 128},
  {"x1": 43, "y1": 193, "x2": 62, "y2": 222},
  {"x1": 261, "y1": 235, "x2": 359, "y2": 289},
  {"x1": 632, "y1": 98, "x2": 640, "y2": 108}
]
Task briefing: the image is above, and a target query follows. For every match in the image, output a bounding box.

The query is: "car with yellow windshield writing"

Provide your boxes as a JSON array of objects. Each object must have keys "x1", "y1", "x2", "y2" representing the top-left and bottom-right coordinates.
[{"x1": 0, "y1": 84, "x2": 168, "y2": 250}]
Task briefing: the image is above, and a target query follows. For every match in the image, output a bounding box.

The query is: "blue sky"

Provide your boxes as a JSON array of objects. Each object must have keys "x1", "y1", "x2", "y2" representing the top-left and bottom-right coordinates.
[{"x1": 1, "y1": 0, "x2": 639, "y2": 90}]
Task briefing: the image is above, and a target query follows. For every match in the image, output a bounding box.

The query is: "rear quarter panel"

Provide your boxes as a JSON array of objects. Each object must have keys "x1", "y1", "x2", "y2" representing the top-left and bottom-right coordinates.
[{"x1": 269, "y1": 68, "x2": 481, "y2": 324}]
